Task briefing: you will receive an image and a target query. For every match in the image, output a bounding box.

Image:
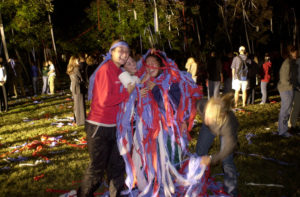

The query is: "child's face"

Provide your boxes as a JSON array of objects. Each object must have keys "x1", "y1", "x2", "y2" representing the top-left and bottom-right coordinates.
[
  {"x1": 124, "y1": 57, "x2": 137, "y2": 75},
  {"x1": 146, "y1": 56, "x2": 160, "y2": 78}
]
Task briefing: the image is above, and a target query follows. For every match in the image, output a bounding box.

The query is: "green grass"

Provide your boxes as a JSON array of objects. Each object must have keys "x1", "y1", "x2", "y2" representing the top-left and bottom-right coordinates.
[{"x1": 0, "y1": 92, "x2": 299, "y2": 197}]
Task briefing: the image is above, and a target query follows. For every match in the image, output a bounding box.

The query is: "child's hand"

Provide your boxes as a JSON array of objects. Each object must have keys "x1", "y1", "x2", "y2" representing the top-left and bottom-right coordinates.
[
  {"x1": 200, "y1": 155, "x2": 211, "y2": 166},
  {"x1": 127, "y1": 82, "x2": 136, "y2": 95},
  {"x1": 140, "y1": 87, "x2": 149, "y2": 98},
  {"x1": 147, "y1": 81, "x2": 156, "y2": 90},
  {"x1": 141, "y1": 72, "x2": 150, "y2": 84}
]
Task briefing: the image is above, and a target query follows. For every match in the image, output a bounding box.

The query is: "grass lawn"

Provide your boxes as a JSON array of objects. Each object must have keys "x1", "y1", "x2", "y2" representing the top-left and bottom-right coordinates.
[{"x1": 0, "y1": 88, "x2": 299, "y2": 197}]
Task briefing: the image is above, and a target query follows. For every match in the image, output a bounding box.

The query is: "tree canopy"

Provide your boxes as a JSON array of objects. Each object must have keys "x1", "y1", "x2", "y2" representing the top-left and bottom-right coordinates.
[{"x1": 0, "y1": 0, "x2": 299, "y2": 66}]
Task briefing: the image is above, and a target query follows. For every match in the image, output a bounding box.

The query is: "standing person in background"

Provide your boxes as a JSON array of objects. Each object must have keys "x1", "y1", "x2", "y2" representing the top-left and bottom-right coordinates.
[
  {"x1": 288, "y1": 54, "x2": 300, "y2": 133},
  {"x1": 31, "y1": 61, "x2": 39, "y2": 96},
  {"x1": 222, "y1": 52, "x2": 233, "y2": 94},
  {"x1": 7, "y1": 58, "x2": 25, "y2": 98},
  {"x1": 197, "y1": 61, "x2": 208, "y2": 96},
  {"x1": 185, "y1": 57, "x2": 198, "y2": 83},
  {"x1": 277, "y1": 45, "x2": 298, "y2": 137},
  {"x1": 41, "y1": 61, "x2": 49, "y2": 94},
  {"x1": 0, "y1": 58, "x2": 8, "y2": 112},
  {"x1": 260, "y1": 53, "x2": 272, "y2": 104},
  {"x1": 67, "y1": 56, "x2": 85, "y2": 126},
  {"x1": 77, "y1": 40, "x2": 135, "y2": 197},
  {"x1": 47, "y1": 60, "x2": 56, "y2": 95},
  {"x1": 231, "y1": 46, "x2": 249, "y2": 108},
  {"x1": 207, "y1": 51, "x2": 223, "y2": 99},
  {"x1": 246, "y1": 54, "x2": 259, "y2": 105},
  {"x1": 79, "y1": 54, "x2": 88, "y2": 94}
]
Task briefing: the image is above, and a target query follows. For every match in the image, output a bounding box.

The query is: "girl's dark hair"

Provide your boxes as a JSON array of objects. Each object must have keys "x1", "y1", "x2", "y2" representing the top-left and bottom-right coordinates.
[
  {"x1": 145, "y1": 53, "x2": 166, "y2": 77},
  {"x1": 145, "y1": 53, "x2": 165, "y2": 67}
]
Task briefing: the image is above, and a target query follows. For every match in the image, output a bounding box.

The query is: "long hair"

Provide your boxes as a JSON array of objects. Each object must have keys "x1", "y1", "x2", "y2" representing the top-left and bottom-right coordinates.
[
  {"x1": 66, "y1": 56, "x2": 78, "y2": 75},
  {"x1": 204, "y1": 93, "x2": 234, "y2": 128}
]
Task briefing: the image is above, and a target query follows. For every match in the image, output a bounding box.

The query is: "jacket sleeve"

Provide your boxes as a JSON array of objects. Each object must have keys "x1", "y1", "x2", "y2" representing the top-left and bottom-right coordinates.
[{"x1": 211, "y1": 113, "x2": 238, "y2": 165}]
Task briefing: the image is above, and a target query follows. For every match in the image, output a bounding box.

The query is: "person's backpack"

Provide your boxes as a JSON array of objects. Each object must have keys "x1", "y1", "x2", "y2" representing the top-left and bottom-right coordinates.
[{"x1": 237, "y1": 56, "x2": 248, "y2": 81}]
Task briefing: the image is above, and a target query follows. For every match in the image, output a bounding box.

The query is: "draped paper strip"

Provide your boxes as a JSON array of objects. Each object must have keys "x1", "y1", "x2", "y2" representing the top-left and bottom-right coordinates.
[{"x1": 154, "y1": 0, "x2": 159, "y2": 33}]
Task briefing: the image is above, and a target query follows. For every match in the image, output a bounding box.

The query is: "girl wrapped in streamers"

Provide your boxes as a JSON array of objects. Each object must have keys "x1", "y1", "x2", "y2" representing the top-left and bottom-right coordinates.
[{"x1": 117, "y1": 50, "x2": 230, "y2": 196}]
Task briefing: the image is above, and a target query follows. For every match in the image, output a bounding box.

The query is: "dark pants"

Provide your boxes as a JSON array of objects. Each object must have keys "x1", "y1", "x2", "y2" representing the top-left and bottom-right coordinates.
[
  {"x1": 32, "y1": 77, "x2": 38, "y2": 95},
  {"x1": 73, "y1": 93, "x2": 85, "y2": 126},
  {"x1": 247, "y1": 79, "x2": 256, "y2": 104},
  {"x1": 0, "y1": 85, "x2": 8, "y2": 112},
  {"x1": 78, "y1": 122, "x2": 125, "y2": 197},
  {"x1": 278, "y1": 90, "x2": 294, "y2": 135},
  {"x1": 196, "y1": 124, "x2": 238, "y2": 197},
  {"x1": 208, "y1": 80, "x2": 220, "y2": 99}
]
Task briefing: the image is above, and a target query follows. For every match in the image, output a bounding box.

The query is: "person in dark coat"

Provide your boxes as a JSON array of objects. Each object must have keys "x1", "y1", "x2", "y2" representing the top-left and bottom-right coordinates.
[
  {"x1": 246, "y1": 54, "x2": 259, "y2": 105},
  {"x1": 66, "y1": 56, "x2": 85, "y2": 126}
]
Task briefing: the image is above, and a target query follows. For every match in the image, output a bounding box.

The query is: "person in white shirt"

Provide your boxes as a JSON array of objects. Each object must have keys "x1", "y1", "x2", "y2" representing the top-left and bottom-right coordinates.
[
  {"x1": 0, "y1": 58, "x2": 8, "y2": 112},
  {"x1": 185, "y1": 57, "x2": 198, "y2": 83}
]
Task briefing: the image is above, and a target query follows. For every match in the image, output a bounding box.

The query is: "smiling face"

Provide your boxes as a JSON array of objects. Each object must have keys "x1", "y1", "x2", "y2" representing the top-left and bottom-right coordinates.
[
  {"x1": 146, "y1": 56, "x2": 161, "y2": 78},
  {"x1": 111, "y1": 45, "x2": 130, "y2": 67},
  {"x1": 124, "y1": 57, "x2": 137, "y2": 75}
]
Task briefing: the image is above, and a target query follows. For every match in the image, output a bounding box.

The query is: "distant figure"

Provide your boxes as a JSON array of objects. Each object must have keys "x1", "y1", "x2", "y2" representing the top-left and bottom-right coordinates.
[
  {"x1": 246, "y1": 54, "x2": 259, "y2": 105},
  {"x1": 41, "y1": 61, "x2": 49, "y2": 94},
  {"x1": 260, "y1": 53, "x2": 272, "y2": 104},
  {"x1": 277, "y1": 45, "x2": 298, "y2": 137},
  {"x1": 231, "y1": 46, "x2": 250, "y2": 107},
  {"x1": 288, "y1": 55, "x2": 300, "y2": 133},
  {"x1": 222, "y1": 52, "x2": 233, "y2": 94},
  {"x1": 185, "y1": 57, "x2": 198, "y2": 83},
  {"x1": 196, "y1": 61, "x2": 208, "y2": 95},
  {"x1": 31, "y1": 61, "x2": 39, "y2": 96},
  {"x1": 47, "y1": 60, "x2": 56, "y2": 94},
  {"x1": 0, "y1": 58, "x2": 8, "y2": 112},
  {"x1": 79, "y1": 54, "x2": 88, "y2": 95},
  {"x1": 7, "y1": 58, "x2": 25, "y2": 98},
  {"x1": 207, "y1": 51, "x2": 223, "y2": 99},
  {"x1": 67, "y1": 56, "x2": 85, "y2": 126}
]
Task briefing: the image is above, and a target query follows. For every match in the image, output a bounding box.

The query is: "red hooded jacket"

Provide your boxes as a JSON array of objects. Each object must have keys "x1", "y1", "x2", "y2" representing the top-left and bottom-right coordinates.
[{"x1": 261, "y1": 61, "x2": 272, "y2": 82}]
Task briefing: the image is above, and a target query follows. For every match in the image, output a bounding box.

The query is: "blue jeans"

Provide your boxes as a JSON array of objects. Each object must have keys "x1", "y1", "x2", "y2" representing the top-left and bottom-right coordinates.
[
  {"x1": 196, "y1": 124, "x2": 238, "y2": 197},
  {"x1": 208, "y1": 80, "x2": 220, "y2": 99},
  {"x1": 260, "y1": 82, "x2": 268, "y2": 103},
  {"x1": 278, "y1": 90, "x2": 294, "y2": 135}
]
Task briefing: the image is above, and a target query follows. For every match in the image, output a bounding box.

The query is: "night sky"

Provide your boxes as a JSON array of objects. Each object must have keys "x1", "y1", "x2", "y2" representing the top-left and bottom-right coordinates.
[{"x1": 52, "y1": 0, "x2": 93, "y2": 40}]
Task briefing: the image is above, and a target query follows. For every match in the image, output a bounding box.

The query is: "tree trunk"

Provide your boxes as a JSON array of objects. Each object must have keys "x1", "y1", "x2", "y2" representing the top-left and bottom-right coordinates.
[{"x1": 0, "y1": 11, "x2": 9, "y2": 62}]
